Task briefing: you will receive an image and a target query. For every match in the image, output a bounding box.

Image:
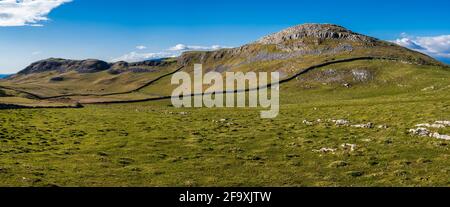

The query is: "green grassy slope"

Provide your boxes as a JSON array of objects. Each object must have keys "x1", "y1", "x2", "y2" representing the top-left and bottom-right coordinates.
[
  {"x1": 0, "y1": 92, "x2": 448, "y2": 187},
  {"x1": 0, "y1": 60, "x2": 449, "y2": 186},
  {"x1": 0, "y1": 64, "x2": 180, "y2": 97}
]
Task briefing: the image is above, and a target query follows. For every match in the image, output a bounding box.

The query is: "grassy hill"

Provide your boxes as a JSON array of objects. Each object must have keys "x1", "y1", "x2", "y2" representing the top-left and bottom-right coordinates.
[{"x1": 0, "y1": 24, "x2": 449, "y2": 186}]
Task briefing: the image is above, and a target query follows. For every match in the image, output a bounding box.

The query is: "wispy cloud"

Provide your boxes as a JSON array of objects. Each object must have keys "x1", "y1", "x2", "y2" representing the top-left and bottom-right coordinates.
[
  {"x1": 136, "y1": 45, "x2": 147, "y2": 50},
  {"x1": 113, "y1": 44, "x2": 232, "y2": 62},
  {"x1": 111, "y1": 52, "x2": 176, "y2": 62},
  {"x1": 0, "y1": 0, "x2": 71, "y2": 27},
  {"x1": 392, "y1": 34, "x2": 450, "y2": 58},
  {"x1": 168, "y1": 44, "x2": 230, "y2": 52}
]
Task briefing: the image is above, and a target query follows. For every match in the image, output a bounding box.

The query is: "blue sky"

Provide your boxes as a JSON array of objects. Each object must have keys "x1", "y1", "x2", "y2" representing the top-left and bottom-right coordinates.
[{"x1": 1, "y1": 0, "x2": 450, "y2": 73}]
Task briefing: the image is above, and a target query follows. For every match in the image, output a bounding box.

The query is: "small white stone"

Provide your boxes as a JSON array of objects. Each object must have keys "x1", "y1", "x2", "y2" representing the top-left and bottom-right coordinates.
[
  {"x1": 334, "y1": 119, "x2": 350, "y2": 126},
  {"x1": 435, "y1": 121, "x2": 450, "y2": 126},
  {"x1": 415, "y1": 123, "x2": 445, "y2": 128},
  {"x1": 313, "y1": 148, "x2": 337, "y2": 153},
  {"x1": 302, "y1": 120, "x2": 314, "y2": 126},
  {"x1": 429, "y1": 132, "x2": 450, "y2": 140},
  {"x1": 341, "y1": 143, "x2": 357, "y2": 151},
  {"x1": 409, "y1": 128, "x2": 431, "y2": 137}
]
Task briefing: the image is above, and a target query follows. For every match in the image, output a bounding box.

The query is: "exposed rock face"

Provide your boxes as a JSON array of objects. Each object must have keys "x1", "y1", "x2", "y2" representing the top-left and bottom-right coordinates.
[
  {"x1": 352, "y1": 69, "x2": 372, "y2": 82},
  {"x1": 256, "y1": 23, "x2": 376, "y2": 45},
  {"x1": 129, "y1": 59, "x2": 172, "y2": 67},
  {"x1": 177, "y1": 24, "x2": 381, "y2": 66}
]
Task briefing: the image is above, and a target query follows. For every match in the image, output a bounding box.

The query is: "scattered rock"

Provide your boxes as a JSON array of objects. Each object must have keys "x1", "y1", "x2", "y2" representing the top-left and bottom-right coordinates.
[
  {"x1": 435, "y1": 121, "x2": 450, "y2": 126},
  {"x1": 343, "y1": 83, "x2": 352, "y2": 88},
  {"x1": 179, "y1": 112, "x2": 188, "y2": 115},
  {"x1": 415, "y1": 123, "x2": 446, "y2": 128},
  {"x1": 421, "y1": 86, "x2": 435, "y2": 91},
  {"x1": 313, "y1": 148, "x2": 337, "y2": 153},
  {"x1": 409, "y1": 127, "x2": 450, "y2": 140},
  {"x1": 429, "y1": 132, "x2": 450, "y2": 141},
  {"x1": 341, "y1": 143, "x2": 357, "y2": 152},
  {"x1": 377, "y1": 125, "x2": 389, "y2": 129},
  {"x1": 351, "y1": 122, "x2": 374, "y2": 128},
  {"x1": 352, "y1": 69, "x2": 371, "y2": 82},
  {"x1": 333, "y1": 119, "x2": 350, "y2": 126},
  {"x1": 302, "y1": 120, "x2": 314, "y2": 126},
  {"x1": 408, "y1": 128, "x2": 431, "y2": 137}
]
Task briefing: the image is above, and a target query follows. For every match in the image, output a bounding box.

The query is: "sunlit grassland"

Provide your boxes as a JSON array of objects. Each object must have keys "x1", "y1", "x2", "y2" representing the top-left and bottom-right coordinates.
[
  {"x1": 0, "y1": 86, "x2": 449, "y2": 186},
  {"x1": 0, "y1": 60, "x2": 449, "y2": 186}
]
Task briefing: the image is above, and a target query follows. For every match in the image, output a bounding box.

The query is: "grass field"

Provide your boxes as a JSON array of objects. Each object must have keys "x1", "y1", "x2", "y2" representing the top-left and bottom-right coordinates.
[{"x1": 0, "y1": 60, "x2": 449, "y2": 186}]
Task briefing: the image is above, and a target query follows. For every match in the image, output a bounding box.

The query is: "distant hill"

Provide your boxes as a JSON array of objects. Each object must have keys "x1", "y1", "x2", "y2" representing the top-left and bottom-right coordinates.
[{"x1": 17, "y1": 58, "x2": 176, "y2": 75}]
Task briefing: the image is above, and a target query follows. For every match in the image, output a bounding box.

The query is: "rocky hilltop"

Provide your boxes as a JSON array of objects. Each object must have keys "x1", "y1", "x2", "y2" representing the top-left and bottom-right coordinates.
[
  {"x1": 177, "y1": 24, "x2": 441, "y2": 67},
  {"x1": 256, "y1": 24, "x2": 376, "y2": 45}
]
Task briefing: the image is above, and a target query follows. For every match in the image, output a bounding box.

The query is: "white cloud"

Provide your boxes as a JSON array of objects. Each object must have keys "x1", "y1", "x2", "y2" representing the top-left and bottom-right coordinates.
[
  {"x1": 111, "y1": 52, "x2": 175, "y2": 63},
  {"x1": 168, "y1": 44, "x2": 230, "y2": 52},
  {"x1": 113, "y1": 43, "x2": 233, "y2": 62},
  {"x1": 168, "y1": 44, "x2": 188, "y2": 51},
  {"x1": 392, "y1": 34, "x2": 450, "y2": 58},
  {"x1": 136, "y1": 45, "x2": 147, "y2": 50},
  {"x1": 0, "y1": 0, "x2": 71, "y2": 27}
]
